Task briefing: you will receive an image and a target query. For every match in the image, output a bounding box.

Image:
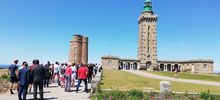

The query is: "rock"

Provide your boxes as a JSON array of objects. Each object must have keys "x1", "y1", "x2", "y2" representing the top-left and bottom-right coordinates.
[{"x1": 160, "y1": 81, "x2": 171, "y2": 93}]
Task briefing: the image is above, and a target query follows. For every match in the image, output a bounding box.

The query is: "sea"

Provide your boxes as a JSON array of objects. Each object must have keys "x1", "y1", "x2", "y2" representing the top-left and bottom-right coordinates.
[{"x1": 0, "y1": 64, "x2": 10, "y2": 69}]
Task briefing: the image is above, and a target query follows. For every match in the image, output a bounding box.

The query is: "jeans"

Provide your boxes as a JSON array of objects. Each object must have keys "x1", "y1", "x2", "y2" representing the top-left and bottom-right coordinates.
[
  {"x1": 56, "y1": 74, "x2": 60, "y2": 86},
  {"x1": 43, "y1": 78, "x2": 50, "y2": 87},
  {"x1": 18, "y1": 85, "x2": 28, "y2": 100},
  {"x1": 76, "y1": 79, "x2": 88, "y2": 92},
  {"x1": 64, "y1": 75, "x2": 71, "y2": 92},
  {"x1": 88, "y1": 77, "x2": 92, "y2": 83},
  {"x1": 33, "y1": 82, "x2": 44, "y2": 100}
]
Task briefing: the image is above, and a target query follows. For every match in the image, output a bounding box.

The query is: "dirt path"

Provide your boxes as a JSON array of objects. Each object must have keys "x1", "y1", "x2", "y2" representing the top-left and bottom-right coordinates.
[
  {"x1": 125, "y1": 70, "x2": 220, "y2": 87},
  {"x1": 0, "y1": 81, "x2": 91, "y2": 100}
]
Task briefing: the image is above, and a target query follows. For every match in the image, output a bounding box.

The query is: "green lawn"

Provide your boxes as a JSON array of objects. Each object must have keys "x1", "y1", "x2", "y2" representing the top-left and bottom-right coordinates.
[
  {"x1": 101, "y1": 69, "x2": 220, "y2": 93},
  {"x1": 144, "y1": 71, "x2": 220, "y2": 82}
]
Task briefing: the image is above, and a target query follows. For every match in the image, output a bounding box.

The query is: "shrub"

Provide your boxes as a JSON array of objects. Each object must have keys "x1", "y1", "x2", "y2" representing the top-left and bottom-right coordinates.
[
  {"x1": 199, "y1": 90, "x2": 214, "y2": 100},
  {"x1": 92, "y1": 90, "x2": 145, "y2": 100},
  {"x1": 91, "y1": 90, "x2": 220, "y2": 100},
  {"x1": 0, "y1": 74, "x2": 10, "y2": 81},
  {"x1": 128, "y1": 89, "x2": 143, "y2": 98},
  {"x1": 108, "y1": 90, "x2": 127, "y2": 99}
]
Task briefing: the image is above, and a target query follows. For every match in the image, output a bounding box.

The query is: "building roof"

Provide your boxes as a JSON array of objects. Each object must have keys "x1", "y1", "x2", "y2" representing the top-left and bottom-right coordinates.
[
  {"x1": 144, "y1": 0, "x2": 152, "y2": 12},
  {"x1": 101, "y1": 55, "x2": 119, "y2": 59},
  {"x1": 145, "y1": 0, "x2": 151, "y2": 2},
  {"x1": 158, "y1": 59, "x2": 214, "y2": 63},
  {"x1": 119, "y1": 58, "x2": 139, "y2": 62}
]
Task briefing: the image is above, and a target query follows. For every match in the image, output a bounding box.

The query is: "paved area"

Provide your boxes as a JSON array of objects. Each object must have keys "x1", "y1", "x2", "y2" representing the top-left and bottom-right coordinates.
[
  {"x1": 125, "y1": 70, "x2": 220, "y2": 87},
  {"x1": 0, "y1": 81, "x2": 91, "y2": 100}
]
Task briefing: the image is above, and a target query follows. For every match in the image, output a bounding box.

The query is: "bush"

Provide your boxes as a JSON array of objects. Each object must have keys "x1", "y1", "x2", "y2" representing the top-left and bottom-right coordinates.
[
  {"x1": 92, "y1": 90, "x2": 126, "y2": 100},
  {"x1": 0, "y1": 74, "x2": 10, "y2": 81},
  {"x1": 92, "y1": 90, "x2": 145, "y2": 100},
  {"x1": 128, "y1": 89, "x2": 143, "y2": 98},
  {"x1": 199, "y1": 90, "x2": 214, "y2": 100},
  {"x1": 91, "y1": 90, "x2": 220, "y2": 100}
]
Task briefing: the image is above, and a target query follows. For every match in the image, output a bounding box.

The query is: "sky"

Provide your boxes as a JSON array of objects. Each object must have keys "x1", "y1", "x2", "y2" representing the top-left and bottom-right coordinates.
[{"x1": 0, "y1": 0, "x2": 220, "y2": 72}]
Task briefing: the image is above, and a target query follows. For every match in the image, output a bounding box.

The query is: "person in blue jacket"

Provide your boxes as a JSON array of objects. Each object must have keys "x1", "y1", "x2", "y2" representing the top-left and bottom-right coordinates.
[{"x1": 18, "y1": 61, "x2": 29, "y2": 100}]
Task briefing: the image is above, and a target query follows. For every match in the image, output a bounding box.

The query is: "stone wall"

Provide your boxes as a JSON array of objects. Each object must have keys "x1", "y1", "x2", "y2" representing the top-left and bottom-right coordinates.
[
  {"x1": 194, "y1": 63, "x2": 213, "y2": 74},
  {"x1": 90, "y1": 68, "x2": 103, "y2": 94},
  {"x1": 158, "y1": 60, "x2": 214, "y2": 74},
  {"x1": 101, "y1": 56, "x2": 140, "y2": 70},
  {"x1": 101, "y1": 56, "x2": 119, "y2": 70},
  {"x1": 101, "y1": 57, "x2": 214, "y2": 73}
]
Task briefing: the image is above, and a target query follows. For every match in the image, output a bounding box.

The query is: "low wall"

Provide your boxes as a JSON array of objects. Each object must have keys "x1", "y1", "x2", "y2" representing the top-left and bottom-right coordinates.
[{"x1": 90, "y1": 69, "x2": 103, "y2": 94}]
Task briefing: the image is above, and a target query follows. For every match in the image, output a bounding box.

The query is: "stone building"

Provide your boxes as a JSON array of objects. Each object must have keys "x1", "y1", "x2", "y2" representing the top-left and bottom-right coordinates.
[
  {"x1": 101, "y1": 0, "x2": 214, "y2": 74},
  {"x1": 69, "y1": 34, "x2": 88, "y2": 64},
  {"x1": 158, "y1": 60, "x2": 214, "y2": 74},
  {"x1": 102, "y1": 56, "x2": 214, "y2": 74},
  {"x1": 102, "y1": 56, "x2": 139, "y2": 70}
]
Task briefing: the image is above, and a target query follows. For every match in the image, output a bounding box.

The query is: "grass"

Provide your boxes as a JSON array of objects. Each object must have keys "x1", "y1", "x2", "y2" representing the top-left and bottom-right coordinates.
[
  {"x1": 144, "y1": 71, "x2": 220, "y2": 82},
  {"x1": 0, "y1": 69, "x2": 8, "y2": 76},
  {"x1": 101, "y1": 68, "x2": 220, "y2": 93},
  {"x1": 0, "y1": 69, "x2": 10, "y2": 81}
]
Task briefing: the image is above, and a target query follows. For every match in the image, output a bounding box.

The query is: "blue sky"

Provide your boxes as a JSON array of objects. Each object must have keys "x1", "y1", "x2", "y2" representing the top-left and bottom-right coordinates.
[{"x1": 0, "y1": 0, "x2": 219, "y2": 72}]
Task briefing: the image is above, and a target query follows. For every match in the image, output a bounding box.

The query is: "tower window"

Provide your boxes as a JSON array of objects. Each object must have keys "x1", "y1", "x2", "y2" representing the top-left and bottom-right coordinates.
[
  {"x1": 74, "y1": 47, "x2": 77, "y2": 53},
  {"x1": 74, "y1": 54, "x2": 77, "y2": 61},
  {"x1": 147, "y1": 26, "x2": 150, "y2": 53}
]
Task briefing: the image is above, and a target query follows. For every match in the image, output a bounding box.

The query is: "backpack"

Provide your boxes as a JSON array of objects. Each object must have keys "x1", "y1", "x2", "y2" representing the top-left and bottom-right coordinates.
[{"x1": 61, "y1": 68, "x2": 65, "y2": 75}]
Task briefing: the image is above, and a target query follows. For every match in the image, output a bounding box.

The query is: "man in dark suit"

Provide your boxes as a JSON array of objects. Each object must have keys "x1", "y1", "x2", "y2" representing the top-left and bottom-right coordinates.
[
  {"x1": 30, "y1": 60, "x2": 46, "y2": 100},
  {"x1": 44, "y1": 61, "x2": 51, "y2": 87}
]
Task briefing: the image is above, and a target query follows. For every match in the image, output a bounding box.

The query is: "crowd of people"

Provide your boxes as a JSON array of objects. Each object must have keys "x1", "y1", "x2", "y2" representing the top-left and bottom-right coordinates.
[{"x1": 8, "y1": 59, "x2": 103, "y2": 100}]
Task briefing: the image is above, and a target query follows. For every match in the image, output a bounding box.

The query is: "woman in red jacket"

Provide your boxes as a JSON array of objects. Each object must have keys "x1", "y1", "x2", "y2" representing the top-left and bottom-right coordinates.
[{"x1": 64, "y1": 64, "x2": 72, "y2": 92}]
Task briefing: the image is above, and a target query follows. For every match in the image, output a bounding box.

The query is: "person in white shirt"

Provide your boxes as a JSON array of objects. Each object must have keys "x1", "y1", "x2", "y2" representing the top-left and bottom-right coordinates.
[
  {"x1": 71, "y1": 63, "x2": 77, "y2": 87},
  {"x1": 53, "y1": 62, "x2": 60, "y2": 86}
]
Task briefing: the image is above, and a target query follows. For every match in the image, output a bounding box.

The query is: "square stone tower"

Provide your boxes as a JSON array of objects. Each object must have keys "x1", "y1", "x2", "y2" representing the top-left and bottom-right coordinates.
[
  {"x1": 138, "y1": 0, "x2": 158, "y2": 70},
  {"x1": 69, "y1": 34, "x2": 88, "y2": 64}
]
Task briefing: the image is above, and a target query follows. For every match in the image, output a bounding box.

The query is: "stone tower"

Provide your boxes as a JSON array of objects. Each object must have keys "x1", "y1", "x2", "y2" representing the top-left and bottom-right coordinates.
[
  {"x1": 138, "y1": 0, "x2": 158, "y2": 70},
  {"x1": 81, "y1": 36, "x2": 88, "y2": 64},
  {"x1": 69, "y1": 34, "x2": 88, "y2": 64}
]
